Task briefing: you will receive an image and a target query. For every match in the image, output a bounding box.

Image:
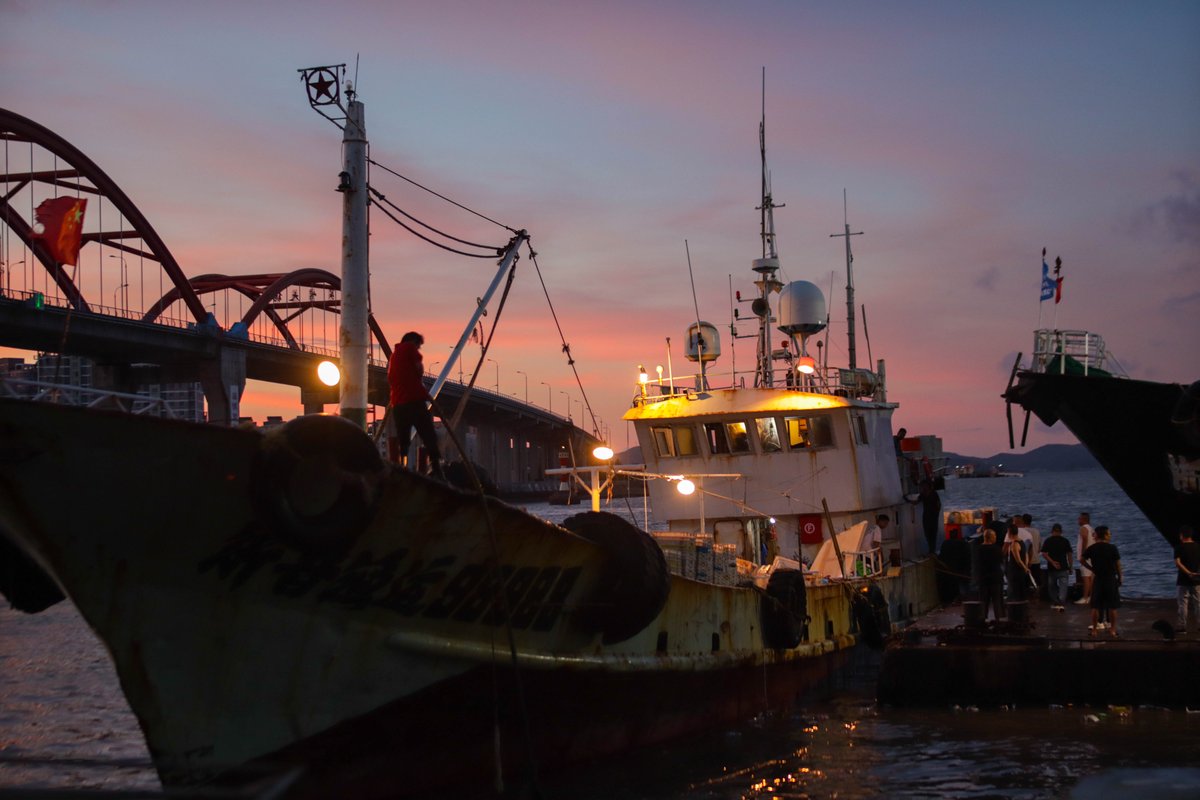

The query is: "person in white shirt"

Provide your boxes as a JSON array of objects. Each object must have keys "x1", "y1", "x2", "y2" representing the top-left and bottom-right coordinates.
[{"x1": 1076, "y1": 511, "x2": 1095, "y2": 604}]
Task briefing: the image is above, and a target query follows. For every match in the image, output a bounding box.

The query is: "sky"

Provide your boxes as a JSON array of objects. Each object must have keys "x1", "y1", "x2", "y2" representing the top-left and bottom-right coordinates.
[{"x1": 2, "y1": 0, "x2": 1198, "y2": 457}]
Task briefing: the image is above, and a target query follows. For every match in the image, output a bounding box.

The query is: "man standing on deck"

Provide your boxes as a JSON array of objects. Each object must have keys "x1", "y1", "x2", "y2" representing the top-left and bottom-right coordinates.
[
  {"x1": 1075, "y1": 512, "x2": 1095, "y2": 604},
  {"x1": 1082, "y1": 525, "x2": 1122, "y2": 638},
  {"x1": 1019, "y1": 515, "x2": 1042, "y2": 599},
  {"x1": 1040, "y1": 523, "x2": 1073, "y2": 611},
  {"x1": 387, "y1": 331, "x2": 444, "y2": 477},
  {"x1": 1174, "y1": 525, "x2": 1200, "y2": 636}
]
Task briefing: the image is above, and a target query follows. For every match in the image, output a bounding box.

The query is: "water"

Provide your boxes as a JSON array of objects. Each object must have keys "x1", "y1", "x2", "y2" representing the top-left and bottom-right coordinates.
[{"x1": 2, "y1": 469, "x2": 1197, "y2": 797}]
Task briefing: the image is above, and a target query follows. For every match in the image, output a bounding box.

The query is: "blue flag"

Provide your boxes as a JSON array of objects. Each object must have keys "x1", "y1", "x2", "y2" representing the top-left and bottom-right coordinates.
[{"x1": 1040, "y1": 259, "x2": 1055, "y2": 302}]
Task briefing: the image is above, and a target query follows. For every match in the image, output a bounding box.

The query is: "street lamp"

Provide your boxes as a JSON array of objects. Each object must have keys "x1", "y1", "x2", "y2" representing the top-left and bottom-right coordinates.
[
  {"x1": 515, "y1": 369, "x2": 528, "y2": 403},
  {"x1": 108, "y1": 254, "x2": 128, "y2": 312},
  {"x1": 559, "y1": 391, "x2": 571, "y2": 420},
  {"x1": 487, "y1": 358, "x2": 499, "y2": 392},
  {"x1": 540, "y1": 380, "x2": 551, "y2": 412}
]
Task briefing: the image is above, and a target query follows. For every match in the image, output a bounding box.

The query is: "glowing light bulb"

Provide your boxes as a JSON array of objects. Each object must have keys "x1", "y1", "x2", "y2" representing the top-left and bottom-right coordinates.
[
  {"x1": 317, "y1": 361, "x2": 341, "y2": 386},
  {"x1": 797, "y1": 356, "x2": 816, "y2": 375},
  {"x1": 676, "y1": 478, "x2": 696, "y2": 496},
  {"x1": 593, "y1": 445, "x2": 614, "y2": 461}
]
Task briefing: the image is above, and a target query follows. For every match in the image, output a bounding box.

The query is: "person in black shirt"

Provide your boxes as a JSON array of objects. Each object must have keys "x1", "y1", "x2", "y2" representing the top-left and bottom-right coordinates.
[
  {"x1": 1082, "y1": 525, "x2": 1123, "y2": 638},
  {"x1": 1040, "y1": 523, "x2": 1073, "y2": 611},
  {"x1": 938, "y1": 527, "x2": 971, "y2": 604},
  {"x1": 1174, "y1": 525, "x2": 1200, "y2": 636}
]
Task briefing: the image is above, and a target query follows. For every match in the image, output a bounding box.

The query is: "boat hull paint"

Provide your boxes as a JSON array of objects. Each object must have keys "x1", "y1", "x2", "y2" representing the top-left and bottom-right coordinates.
[
  {"x1": 0, "y1": 398, "x2": 940, "y2": 795},
  {"x1": 1005, "y1": 371, "x2": 1200, "y2": 544}
]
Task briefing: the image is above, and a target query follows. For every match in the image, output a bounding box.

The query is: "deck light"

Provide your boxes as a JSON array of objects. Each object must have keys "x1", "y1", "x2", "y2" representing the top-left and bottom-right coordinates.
[
  {"x1": 593, "y1": 445, "x2": 614, "y2": 461},
  {"x1": 676, "y1": 478, "x2": 696, "y2": 496},
  {"x1": 317, "y1": 360, "x2": 341, "y2": 386},
  {"x1": 796, "y1": 356, "x2": 816, "y2": 375},
  {"x1": 638, "y1": 365, "x2": 649, "y2": 384}
]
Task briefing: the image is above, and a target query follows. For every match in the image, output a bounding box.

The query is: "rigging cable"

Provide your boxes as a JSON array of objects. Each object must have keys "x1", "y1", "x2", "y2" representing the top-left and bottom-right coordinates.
[
  {"x1": 367, "y1": 157, "x2": 518, "y2": 234},
  {"x1": 526, "y1": 240, "x2": 602, "y2": 439},
  {"x1": 368, "y1": 191, "x2": 498, "y2": 259}
]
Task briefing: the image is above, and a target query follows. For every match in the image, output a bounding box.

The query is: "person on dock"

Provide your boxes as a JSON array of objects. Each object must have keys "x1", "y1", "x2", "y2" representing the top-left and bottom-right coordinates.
[
  {"x1": 913, "y1": 480, "x2": 942, "y2": 555},
  {"x1": 978, "y1": 526, "x2": 1005, "y2": 623},
  {"x1": 1040, "y1": 523, "x2": 1073, "y2": 611},
  {"x1": 1003, "y1": 522, "x2": 1031, "y2": 603},
  {"x1": 1174, "y1": 524, "x2": 1200, "y2": 636},
  {"x1": 1075, "y1": 512, "x2": 1095, "y2": 605},
  {"x1": 387, "y1": 331, "x2": 444, "y2": 477},
  {"x1": 937, "y1": 526, "x2": 971, "y2": 604},
  {"x1": 1082, "y1": 525, "x2": 1122, "y2": 638},
  {"x1": 1020, "y1": 514, "x2": 1042, "y2": 599}
]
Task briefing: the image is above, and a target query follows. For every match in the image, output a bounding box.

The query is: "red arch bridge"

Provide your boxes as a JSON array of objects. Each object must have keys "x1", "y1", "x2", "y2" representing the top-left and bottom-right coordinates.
[{"x1": 0, "y1": 108, "x2": 598, "y2": 494}]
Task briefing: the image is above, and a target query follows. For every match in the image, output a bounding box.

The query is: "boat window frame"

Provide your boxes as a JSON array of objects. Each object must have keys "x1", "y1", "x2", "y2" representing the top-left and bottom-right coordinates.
[
  {"x1": 703, "y1": 421, "x2": 731, "y2": 455},
  {"x1": 852, "y1": 412, "x2": 870, "y2": 446},
  {"x1": 756, "y1": 416, "x2": 783, "y2": 453},
  {"x1": 783, "y1": 413, "x2": 835, "y2": 450},
  {"x1": 725, "y1": 421, "x2": 751, "y2": 454},
  {"x1": 649, "y1": 424, "x2": 700, "y2": 458}
]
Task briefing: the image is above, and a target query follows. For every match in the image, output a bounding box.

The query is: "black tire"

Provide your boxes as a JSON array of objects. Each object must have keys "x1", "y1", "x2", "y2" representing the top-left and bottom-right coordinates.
[
  {"x1": 561, "y1": 511, "x2": 670, "y2": 644},
  {"x1": 252, "y1": 414, "x2": 385, "y2": 558},
  {"x1": 761, "y1": 569, "x2": 807, "y2": 649}
]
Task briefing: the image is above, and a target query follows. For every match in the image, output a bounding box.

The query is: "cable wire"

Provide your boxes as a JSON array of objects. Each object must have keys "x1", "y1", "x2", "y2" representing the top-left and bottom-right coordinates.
[{"x1": 367, "y1": 157, "x2": 518, "y2": 234}]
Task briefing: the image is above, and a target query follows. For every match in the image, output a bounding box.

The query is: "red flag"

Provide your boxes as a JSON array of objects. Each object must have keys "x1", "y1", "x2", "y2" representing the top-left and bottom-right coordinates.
[
  {"x1": 32, "y1": 197, "x2": 87, "y2": 266},
  {"x1": 1055, "y1": 277, "x2": 1063, "y2": 304}
]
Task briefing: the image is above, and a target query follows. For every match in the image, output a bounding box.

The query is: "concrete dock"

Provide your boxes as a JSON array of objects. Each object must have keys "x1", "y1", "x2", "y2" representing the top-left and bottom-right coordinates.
[{"x1": 878, "y1": 598, "x2": 1200, "y2": 708}]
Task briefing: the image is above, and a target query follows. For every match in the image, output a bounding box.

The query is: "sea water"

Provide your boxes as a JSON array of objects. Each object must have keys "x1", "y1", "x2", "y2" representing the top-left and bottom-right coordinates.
[{"x1": 2, "y1": 469, "x2": 1198, "y2": 797}]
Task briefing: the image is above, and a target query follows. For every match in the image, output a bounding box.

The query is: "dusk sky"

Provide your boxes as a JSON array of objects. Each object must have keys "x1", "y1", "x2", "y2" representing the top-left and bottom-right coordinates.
[{"x1": 3, "y1": 1, "x2": 1198, "y2": 456}]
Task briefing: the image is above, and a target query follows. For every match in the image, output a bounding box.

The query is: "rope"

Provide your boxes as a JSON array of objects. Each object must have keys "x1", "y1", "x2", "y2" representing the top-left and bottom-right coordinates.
[
  {"x1": 368, "y1": 195, "x2": 497, "y2": 259},
  {"x1": 367, "y1": 157, "x2": 518, "y2": 234},
  {"x1": 429, "y1": 397, "x2": 541, "y2": 797},
  {"x1": 526, "y1": 241, "x2": 602, "y2": 438}
]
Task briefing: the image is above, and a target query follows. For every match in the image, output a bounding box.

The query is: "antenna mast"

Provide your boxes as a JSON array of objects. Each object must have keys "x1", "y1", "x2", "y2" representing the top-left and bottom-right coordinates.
[
  {"x1": 829, "y1": 190, "x2": 863, "y2": 370},
  {"x1": 752, "y1": 68, "x2": 784, "y2": 387}
]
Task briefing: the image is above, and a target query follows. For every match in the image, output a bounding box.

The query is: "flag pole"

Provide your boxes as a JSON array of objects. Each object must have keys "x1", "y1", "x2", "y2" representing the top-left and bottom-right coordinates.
[
  {"x1": 1036, "y1": 247, "x2": 1046, "y2": 332},
  {"x1": 1052, "y1": 256, "x2": 1063, "y2": 332}
]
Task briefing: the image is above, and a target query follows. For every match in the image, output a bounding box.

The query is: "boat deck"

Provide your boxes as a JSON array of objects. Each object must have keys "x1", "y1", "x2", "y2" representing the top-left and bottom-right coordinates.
[{"x1": 878, "y1": 597, "x2": 1200, "y2": 708}]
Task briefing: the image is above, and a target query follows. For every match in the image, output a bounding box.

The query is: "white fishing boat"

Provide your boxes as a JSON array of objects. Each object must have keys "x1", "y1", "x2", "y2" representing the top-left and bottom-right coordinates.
[{"x1": 0, "y1": 71, "x2": 939, "y2": 798}]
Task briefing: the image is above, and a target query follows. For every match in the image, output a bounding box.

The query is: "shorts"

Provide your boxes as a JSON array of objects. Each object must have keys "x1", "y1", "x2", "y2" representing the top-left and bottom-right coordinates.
[{"x1": 1090, "y1": 576, "x2": 1120, "y2": 610}]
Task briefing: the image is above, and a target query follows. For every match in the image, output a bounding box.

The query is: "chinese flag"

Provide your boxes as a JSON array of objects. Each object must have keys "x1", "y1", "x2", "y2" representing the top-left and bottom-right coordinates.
[{"x1": 33, "y1": 197, "x2": 87, "y2": 266}]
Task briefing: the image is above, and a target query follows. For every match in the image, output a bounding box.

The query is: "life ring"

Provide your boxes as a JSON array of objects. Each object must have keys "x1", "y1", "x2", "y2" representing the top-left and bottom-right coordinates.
[
  {"x1": 560, "y1": 511, "x2": 670, "y2": 644},
  {"x1": 760, "y1": 569, "x2": 808, "y2": 650},
  {"x1": 852, "y1": 583, "x2": 891, "y2": 649},
  {"x1": 252, "y1": 414, "x2": 385, "y2": 558}
]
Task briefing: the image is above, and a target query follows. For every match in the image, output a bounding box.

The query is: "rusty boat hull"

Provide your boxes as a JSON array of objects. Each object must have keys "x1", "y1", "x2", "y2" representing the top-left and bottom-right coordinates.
[{"x1": 0, "y1": 397, "x2": 936, "y2": 796}]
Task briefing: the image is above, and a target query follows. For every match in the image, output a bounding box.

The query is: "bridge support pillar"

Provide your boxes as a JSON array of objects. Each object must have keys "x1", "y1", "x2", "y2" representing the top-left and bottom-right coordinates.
[
  {"x1": 198, "y1": 347, "x2": 246, "y2": 426},
  {"x1": 300, "y1": 385, "x2": 338, "y2": 415}
]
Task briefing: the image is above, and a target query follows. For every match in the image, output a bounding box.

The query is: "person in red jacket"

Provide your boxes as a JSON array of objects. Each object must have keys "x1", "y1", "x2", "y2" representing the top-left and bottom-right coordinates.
[{"x1": 387, "y1": 331, "x2": 443, "y2": 475}]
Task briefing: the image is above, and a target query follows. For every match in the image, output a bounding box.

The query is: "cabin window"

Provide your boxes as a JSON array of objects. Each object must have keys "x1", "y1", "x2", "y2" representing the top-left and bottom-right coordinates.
[
  {"x1": 784, "y1": 414, "x2": 834, "y2": 449},
  {"x1": 651, "y1": 426, "x2": 676, "y2": 457},
  {"x1": 675, "y1": 425, "x2": 699, "y2": 456},
  {"x1": 853, "y1": 414, "x2": 870, "y2": 446},
  {"x1": 725, "y1": 421, "x2": 751, "y2": 453},
  {"x1": 756, "y1": 417, "x2": 782, "y2": 453},
  {"x1": 650, "y1": 425, "x2": 699, "y2": 458},
  {"x1": 704, "y1": 422, "x2": 730, "y2": 454}
]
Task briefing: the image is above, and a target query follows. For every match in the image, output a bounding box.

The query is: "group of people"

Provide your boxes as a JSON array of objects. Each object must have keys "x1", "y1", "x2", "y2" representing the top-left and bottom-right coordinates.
[{"x1": 941, "y1": 511, "x2": 1126, "y2": 638}]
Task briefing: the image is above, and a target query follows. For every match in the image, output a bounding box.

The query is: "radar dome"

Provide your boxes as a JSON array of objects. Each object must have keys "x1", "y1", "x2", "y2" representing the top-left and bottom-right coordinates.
[
  {"x1": 777, "y1": 281, "x2": 827, "y2": 337},
  {"x1": 685, "y1": 321, "x2": 720, "y2": 363}
]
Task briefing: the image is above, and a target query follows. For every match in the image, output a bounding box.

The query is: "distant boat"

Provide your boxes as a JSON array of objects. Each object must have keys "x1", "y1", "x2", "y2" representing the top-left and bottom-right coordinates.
[
  {"x1": 952, "y1": 464, "x2": 1023, "y2": 478},
  {"x1": 1004, "y1": 328, "x2": 1200, "y2": 545}
]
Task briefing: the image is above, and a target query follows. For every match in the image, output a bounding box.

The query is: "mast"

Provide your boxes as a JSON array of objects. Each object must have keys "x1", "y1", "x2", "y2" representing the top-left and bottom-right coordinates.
[
  {"x1": 752, "y1": 68, "x2": 784, "y2": 387},
  {"x1": 829, "y1": 190, "x2": 862, "y2": 370},
  {"x1": 340, "y1": 84, "x2": 369, "y2": 429}
]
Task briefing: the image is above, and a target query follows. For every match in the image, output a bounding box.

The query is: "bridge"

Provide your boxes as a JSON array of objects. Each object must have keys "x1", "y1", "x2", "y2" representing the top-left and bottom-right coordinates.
[{"x1": 0, "y1": 108, "x2": 602, "y2": 494}]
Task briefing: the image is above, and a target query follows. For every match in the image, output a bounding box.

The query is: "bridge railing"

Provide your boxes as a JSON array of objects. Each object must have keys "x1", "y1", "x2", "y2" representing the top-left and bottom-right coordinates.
[{"x1": 0, "y1": 376, "x2": 182, "y2": 418}]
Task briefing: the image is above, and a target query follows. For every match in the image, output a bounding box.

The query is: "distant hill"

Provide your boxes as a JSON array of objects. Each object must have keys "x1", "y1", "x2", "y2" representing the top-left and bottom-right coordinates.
[
  {"x1": 618, "y1": 443, "x2": 1098, "y2": 473},
  {"x1": 944, "y1": 443, "x2": 1099, "y2": 473}
]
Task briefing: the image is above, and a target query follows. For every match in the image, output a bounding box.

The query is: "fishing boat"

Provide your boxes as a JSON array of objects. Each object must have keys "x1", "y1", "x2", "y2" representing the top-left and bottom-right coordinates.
[
  {"x1": 0, "y1": 73, "x2": 939, "y2": 799},
  {"x1": 1003, "y1": 328, "x2": 1200, "y2": 546}
]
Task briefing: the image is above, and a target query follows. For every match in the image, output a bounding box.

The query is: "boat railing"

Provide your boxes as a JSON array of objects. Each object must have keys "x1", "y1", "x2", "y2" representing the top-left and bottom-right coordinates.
[
  {"x1": 1030, "y1": 329, "x2": 1127, "y2": 378},
  {"x1": 632, "y1": 361, "x2": 887, "y2": 405},
  {"x1": 0, "y1": 376, "x2": 182, "y2": 418}
]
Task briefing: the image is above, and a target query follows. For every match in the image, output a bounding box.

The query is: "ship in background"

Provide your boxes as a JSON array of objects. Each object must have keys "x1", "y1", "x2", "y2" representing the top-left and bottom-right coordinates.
[{"x1": 1003, "y1": 328, "x2": 1200, "y2": 545}]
